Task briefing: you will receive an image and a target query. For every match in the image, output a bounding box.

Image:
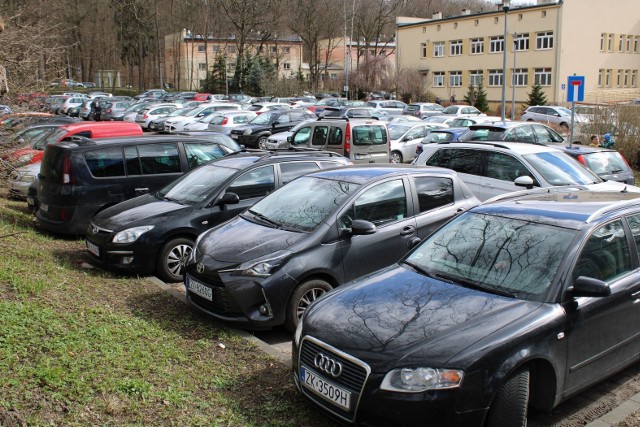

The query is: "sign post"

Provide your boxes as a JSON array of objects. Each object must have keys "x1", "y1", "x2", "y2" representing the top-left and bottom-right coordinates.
[{"x1": 567, "y1": 75, "x2": 585, "y2": 148}]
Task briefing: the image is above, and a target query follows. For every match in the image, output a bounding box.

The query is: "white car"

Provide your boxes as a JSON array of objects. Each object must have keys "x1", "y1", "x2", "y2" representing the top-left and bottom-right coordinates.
[
  {"x1": 163, "y1": 103, "x2": 241, "y2": 132},
  {"x1": 424, "y1": 115, "x2": 500, "y2": 128},
  {"x1": 184, "y1": 111, "x2": 257, "y2": 134},
  {"x1": 521, "y1": 105, "x2": 590, "y2": 132},
  {"x1": 135, "y1": 104, "x2": 180, "y2": 130},
  {"x1": 8, "y1": 162, "x2": 40, "y2": 199},
  {"x1": 388, "y1": 122, "x2": 446, "y2": 163},
  {"x1": 263, "y1": 119, "x2": 318, "y2": 149},
  {"x1": 441, "y1": 104, "x2": 487, "y2": 117},
  {"x1": 246, "y1": 102, "x2": 292, "y2": 114}
]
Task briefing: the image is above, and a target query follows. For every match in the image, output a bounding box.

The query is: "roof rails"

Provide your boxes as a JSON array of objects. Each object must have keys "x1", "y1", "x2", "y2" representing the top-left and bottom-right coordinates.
[
  {"x1": 482, "y1": 185, "x2": 592, "y2": 204},
  {"x1": 254, "y1": 149, "x2": 344, "y2": 162}
]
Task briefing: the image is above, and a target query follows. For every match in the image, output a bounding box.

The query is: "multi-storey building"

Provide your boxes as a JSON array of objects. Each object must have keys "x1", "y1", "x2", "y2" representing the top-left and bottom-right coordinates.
[
  {"x1": 396, "y1": 0, "x2": 640, "y2": 110},
  {"x1": 164, "y1": 30, "x2": 304, "y2": 91}
]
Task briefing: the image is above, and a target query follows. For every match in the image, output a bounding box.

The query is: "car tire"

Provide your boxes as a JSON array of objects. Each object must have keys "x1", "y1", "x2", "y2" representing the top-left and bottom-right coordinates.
[
  {"x1": 390, "y1": 151, "x2": 403, "y2": 164},
  {"x1": 486, "y1": 367, "x2": 530, "y2": 427},
  {"x1": 258, "y1": 136, "x2": 269, "y2": 149},
  {"x1": 285, "y1": 279, "x2": 333, "y2": 333},
  {"x1": 156, "y1": 237, "x2": 194, "y2": 283}
]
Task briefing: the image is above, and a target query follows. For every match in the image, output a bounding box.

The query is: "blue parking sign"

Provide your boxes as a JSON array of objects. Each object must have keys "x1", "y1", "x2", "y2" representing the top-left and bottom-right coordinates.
[{"x1": 567, "y1": 76, "x2": 585, "y2": 102}]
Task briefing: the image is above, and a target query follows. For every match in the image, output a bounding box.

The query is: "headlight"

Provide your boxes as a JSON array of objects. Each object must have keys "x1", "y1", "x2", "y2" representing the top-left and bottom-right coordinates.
[
  {"x1": 20, "y1": 173, "x2": 36, "y2": 183},
  {"x1": 236, "y1": 250, "x2": 291, "y2": 277},
  {"x1": 294, "y1": 313, "x2": 304, "y2": 347},
  {"x1": 18, "y1": 154, "x2": 34, "y2": 164},
  {"x1": 112, "y1": 226, "x2": 154, "y2": 244},
  {"x1": 380, "y1": 368, "x2": 464, "y2": 392},
  {"x1": 243, "y1": 129, "x2": 253, "y2": 135}
]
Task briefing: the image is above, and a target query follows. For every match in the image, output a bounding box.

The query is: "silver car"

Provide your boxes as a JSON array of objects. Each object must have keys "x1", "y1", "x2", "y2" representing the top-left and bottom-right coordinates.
[
  {"x1": 521, "y1": 105, "x2": 589, "y2": 132},
  {"x1": 184, "y1": 111, "x2": 257, "y2": 133},
  {"x1": 8, "y1": 162, "x2": 40, "y2": 199},
  {"x1": 388, "y1": 123, "x2": 443, "y2": 163}
]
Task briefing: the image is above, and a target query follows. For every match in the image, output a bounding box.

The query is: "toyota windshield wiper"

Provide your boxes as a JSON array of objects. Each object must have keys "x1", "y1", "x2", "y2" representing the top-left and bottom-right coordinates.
[{"x1": 247, "y1": 209, "x2": 281, "y2": 228}]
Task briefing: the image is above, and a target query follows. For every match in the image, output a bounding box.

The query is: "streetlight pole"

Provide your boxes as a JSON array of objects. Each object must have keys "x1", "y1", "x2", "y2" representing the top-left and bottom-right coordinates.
[
  {"x1": 500, "y1": 1, "x2": 510, "y2": 122},
  {"x1": 511, "y1": 33, "x2": 518, "y2": 120}
]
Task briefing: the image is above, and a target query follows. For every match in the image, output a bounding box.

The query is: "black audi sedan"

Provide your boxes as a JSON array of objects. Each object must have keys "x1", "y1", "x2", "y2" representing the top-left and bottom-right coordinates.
[
  {"x1": 292, "y1": 188, "x2": 640, "y2": 427},
  {"x1": 86, "y1": 151, "x2": 351, "y2": 282},
  {"x1": 183, "y1": 165, "x2": 480, "y2": 332}
]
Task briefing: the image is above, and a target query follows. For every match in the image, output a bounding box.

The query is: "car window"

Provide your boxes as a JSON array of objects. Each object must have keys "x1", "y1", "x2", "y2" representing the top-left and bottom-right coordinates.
[
  {"x1": 184, "y1": 143, "x2": 226, "y2": 169},
  {"x1": 626, "y1": 214, "x2": 640, "y2": 254},
  {"x1": 279, "y1": 162, "x2": 321, "y2": 185},
  {"x1": 227, "y1": 165, "x2": 275, "y2": 200},
  {"x1": 485, "y1": 152, "x2": 528, "y2": 181},
  {"x1": 342, "y1": 179, "x2": 407, "y2": 228},
  {"x1": 523, "y1": 151, "x2": 598, "y2": 186},
  {"x1": 352, "y1": 125, "x2": 387, "y2": 146},
  {"x1": 137, "y1": 143, "x2": 181, "y2": 175},
  {"x1": 572, "y1": 220, "x2": 632, "y2": 282},
  {"x1": 510, "y1": 126, "x2": 535, "y2": 143},
  {"x1": 406, "y1": 126, "x2": 426, "y2": 139},
  {"x1": 84, "y1": 147, "x2": 125, "y2": 177},
  {"x1": 312, "y1": 126, "x2": 329, "y2": 146},
  {"x1": 581, "y1": 151, "x2": 629, "y2": 175},
  {"x1": 532, "y1": 124, "x2": 563, "y2": 143},
  {"x1": 426, "y1": 148, "x2": 481, "y2": 176},
  {"x1": 233, "y1": 115, "x2": 251, "y2": 124},
  {"x1": 328, "y1": 127, "x2": 343, "y2": 146},
  {"x1": 277, "y1": 114, "x2": 291, "y2": 124},
  {"x1": 412, "y1": 176, "x2": 454, "y2": 212}
]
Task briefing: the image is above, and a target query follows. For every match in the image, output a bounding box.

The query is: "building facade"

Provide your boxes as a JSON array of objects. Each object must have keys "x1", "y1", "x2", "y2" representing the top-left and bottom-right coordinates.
[
  {"x1": 164, "y1": 30, "x2": 304, "y2": 91},
  {"x1": 396, "y1": 0, "x2": 640, "y2": 111}
]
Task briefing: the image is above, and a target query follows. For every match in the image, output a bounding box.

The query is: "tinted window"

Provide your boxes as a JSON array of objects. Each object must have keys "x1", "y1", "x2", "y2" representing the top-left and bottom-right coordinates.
[
  {"x1": 572, "y1": 220, "x2": 632, "y2": 282},
  {"x1": 159, "y1": 164, "x2": 236, "y2": 205},
  {"x1": 328, "y1": 127, "x2": 343, "y2": 146},
  {"x1": 184, "y1": 143, "x2": 226, "y2": 169},
  {"x1": 352, "y1": 125, "x2": 387, "y2": 146},
  {"x1": 124, "y1": 146, "x2": 141, "y2": 175},
  {"x1": 627, "y1": 214, "x2": 640, "y2": 254},
  {"x1": 312, "y1": 126, "x2": 329, "y2": 146},
  {"x1": 523, "y1": 151, "x2": 600, "y2": 186},
  {"x1": 292, "y1": 127, "x2": 311, "y2": 145},
  {"x1": 280, "y1": 162, "x2": 320, "y2": 185},
  {"x1": 227, "y1": 165, "x2": 275, "y2": 200},
  {"x1": 427, "y1": 148, "x2": 481, "y2": 176},
  {"x1": 532, "y1": 124, "x2": 563, "y2": 143},
  {"x1": 413, "y1": 177, "x2": 454, "y2": 212},
  {"x1": 343, "y1": 179, "x2": 407, "y2": 227},
  {"x1": 84, "y1": 147, "x2": 125, "y2": 177},
  {"x1": 485, "y1": 152, "x2": 528, "y2": 181},
  {"x1": 138, "y1": 143, "x2": 181, "y2": 175}
]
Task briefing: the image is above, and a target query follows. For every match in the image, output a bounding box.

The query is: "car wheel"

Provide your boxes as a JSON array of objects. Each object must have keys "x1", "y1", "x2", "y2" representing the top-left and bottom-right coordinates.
[
  {"x1": 526, "y1": 119, "x2": 534, "y2": 122},
  {"x1": 258, "y1": 136, "x2": 269, "y2": 149},
  {"x1": 486, "y1": 368, "x2": 530, "y2": 427},
  {"x1": 156, "y1": 237, "x2": 194, "y2": 283},
  {"x1": 390, "y1": 151, "x2": 403, "y2": 164},
  {"x1": 285, "y1": 279, "x2": 333, "y2": 333}
]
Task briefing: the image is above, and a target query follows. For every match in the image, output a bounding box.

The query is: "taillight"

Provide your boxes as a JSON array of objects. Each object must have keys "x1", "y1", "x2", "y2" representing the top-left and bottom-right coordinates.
[
  {"x1": 576, "y1": 154, "x2": 587, "y2": 166},
  {"x1": 62, "y1": 154, "x2": 74, "y2": 184},
  {"x1": 345, "y1": 123, "x2": 351, "y2": 156},
  {"x1": 220, "y1": 117, "x2": 228, "y2": 125},
  {"x1": 143, "y1": 113, "x2": 149, "y2": 119},
  {"x1": 106, "y1": 109, "x2": 112, "y2": 113},
  {"x1": 308, "y1": 106, "x2": 316, "y2": 113}
]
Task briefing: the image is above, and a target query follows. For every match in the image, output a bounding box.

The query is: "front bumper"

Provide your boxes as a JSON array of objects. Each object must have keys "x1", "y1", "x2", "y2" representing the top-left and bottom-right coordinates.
[{"x1": 84, "y1": 225, "x2": 157, "y2": 275}]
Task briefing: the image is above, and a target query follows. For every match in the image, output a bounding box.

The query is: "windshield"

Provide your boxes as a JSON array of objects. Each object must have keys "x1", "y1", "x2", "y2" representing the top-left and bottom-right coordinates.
[
  {"x1": 556, "y1": 107, "x2": 571, "y2": 115},
  {"x1": 405, "y1": 212, "x2": 576, "y2": 301},
  {"x1": 459, "y1": 128, "x2": 506, "y2": 141},
  {"x1": 34, "y1": 128, "x2": 67, "y2": 150},
  {"x1": 250, "y1": 112, "x2": 277, "y2": 125},
  {"x1": 388, "y1": 124, "x2": 413, "y2": 140},
  {"x1": 523, "y1": 151, "x2": 601, "y2": 185},
  {"x1": 245, "y1": 176, "x2": 360, "y2": 232},
  {"x1": 157, "y1": 164, "x2": 237, "y2": 205}
]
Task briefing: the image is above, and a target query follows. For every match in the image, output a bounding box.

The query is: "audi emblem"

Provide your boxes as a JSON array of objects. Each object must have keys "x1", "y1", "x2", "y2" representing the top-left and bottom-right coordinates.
[
  {"x1": 92, "y1": 226, "x2": 99, "y2": 234},
  {"x1": 196, "y1": 262, "x2": 205, "y2": 274},
  {"x1": 314, "y1": 353, "x2": 343, "y2": 378}
]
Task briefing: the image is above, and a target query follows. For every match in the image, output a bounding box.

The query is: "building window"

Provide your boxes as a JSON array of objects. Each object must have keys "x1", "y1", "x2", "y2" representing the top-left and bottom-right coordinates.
[
  {"x1": 433, "y1": 42, "x2": 445, "y2": 57},
  {"x1": 513, "y1": 68, "x2": 528, "y2": 86},
  {"x1": 632, "y1": 70, "x2": 638, "y2": 87},
  {"x1": 283, "y1": 47, "x2": 290, "y2": 54},
  {"x1": 608, "y1": 34, "x2": 614, "y2": 51},
  {"x1": 490, "y1": 36, "x2": 504, "y2": 53},
  {"x1": 227, "y1": 46, "x2": 236, "y2": 53},
  {"x1": 474, "y1": 19, "x2": 479, "y2": 26},
  {"x1": 420, "y1": 43, "x2": 427, "y2": 58},
  {"x1": 617, "y1": 69, "x2": 622, "y2": 86},
  {"x1": 494, "y1": 17, "x2": 499, "y2": 24},
  {"x1": 270, "y1": 46, "x2": 277, "y2": 54},
  {"x1": 619, "y1": 35, "x2": 624, "y2": 52},
  {"x1": 600, "y1": 33, "x2": 606, "y2": 51},
  {"x1": 488, "y1": 69, "x2": 502, "y2": 87},
  {"x1": 598, "y1": 69, "x2": 604, "y2": 87},
  {"x1": 534, "y1": 68, "x2": 552, "y2": 86},
  {"x1": 449, "y1": 71, "x2": 462, "y2": 87},
  {"x1": 433, "y1": 72, "x2": 445, "y2": 87},
  {"x1": 541, "y1": 11, "x2": 546, "y2": 17},
  {"x1": 635, "y1": 36, "x2": 639, "y2": 53},
  {"x1": 422, "y1": 27, "x2": 426, "y2": 33},
  {"x1": 330, "y1": 73, "x2": 337, "y2": 80},
  {"x1": 605, "y1": 69, "x2": 611, "y2": 87},
  {"x1": 514, "y1": 33, "x2": 529, "y2": 51},
  {"x1": 454, "y1": 22, "x2": 458, "y2": 29},
  {"x1": 198, "y1": 45, "x2": 205, "y2": 52},
  {"x1": 536, "y1": 31, "x2": 553, "y2": 50},
  {"x1": 470, "y1": 70, "x2": 483, "y2": 86},
  {"x1": 198, "y1": 63, "x2": 207, "y2": 70},
  {"x1": 624, "y1": 69, "x2": 630, "y2": 86},
  {"x1": 450, "y1": 40, "x2": 462, "y2": 56},
  {"x1": 626, "y1": 35, "x2": 632, "y2": 53},
  {"x1": 470, "y1": 38, "x2": 484, "y2": 54},
  {"x1": 518, "y1": 13, "x2": 523, "y2": 21},
  {"x1": 212, "y1": 45, "x2": 220, "y2": 52},
  {"x1": 283, "y1": 63, "x2": 291, "y2": 70}
]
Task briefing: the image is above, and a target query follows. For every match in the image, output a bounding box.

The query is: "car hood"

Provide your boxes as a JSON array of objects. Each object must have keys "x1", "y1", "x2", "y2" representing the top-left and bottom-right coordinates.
[
  {"x1": 586, "y1": 181, "x2": 640, "y2": 192},
  {"x1": 198, "y1": 216, "x2": 307, "y2": 264},
  {"x1": 93, "y1": 194, "x2": 189, "y2": 230},
  {"x1": 303, "y1": 265, "x2": 543, "y2": 369}
]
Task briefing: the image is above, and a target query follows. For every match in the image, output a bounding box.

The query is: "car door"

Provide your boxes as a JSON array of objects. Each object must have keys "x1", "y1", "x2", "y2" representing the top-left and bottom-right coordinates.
[
  {"x1": 219, "y1": 164, "x2": 276, "y2": 222},
  {"x1": 124, "y1": 143, "x2": 183, "y2": 198},
  {"x1": 399, "y1": 125, "x2": 428, "y2": 161},
  {"x1": 408, "y1": 175, "x2": 466, "y2": 240},
  {"x1": 424, "y1": 148, "x2": 486, "y2": 199},
  {"x1": 564, "y1": 218, "x2": 640, "y2": 395},
  {"x1": 338, "y1": 178, "x2": 418, "y2": 281},
  {"x1": 476, "y1": 151, "x2": 537, "y2": 201}
]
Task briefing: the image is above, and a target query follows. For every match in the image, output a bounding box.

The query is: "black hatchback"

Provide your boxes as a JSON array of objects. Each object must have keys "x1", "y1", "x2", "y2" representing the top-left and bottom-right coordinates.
[
  {"x1": 229, "y1": 109, "x2": 317, "y2": 149},
  {"x1": 85, "y1": 151, "x2": 352, "y2": 282},
  {"x1": 183, "y1": 165, "x2": 479, "y2": 332}
]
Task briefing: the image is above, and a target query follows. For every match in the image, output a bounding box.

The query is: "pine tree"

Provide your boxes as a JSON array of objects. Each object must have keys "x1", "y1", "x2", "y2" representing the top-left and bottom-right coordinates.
[
  {"x1": 463, "y1": 82, "x2": 477, "y2": 107},
  {"x1": 203, "y1": 54, "x2": 227, "y2": 94},
  {"x1": 527, "y1": 84, "x2": 548, "y2": 106},
  {"x1": 463, "y1": 82, "x2": 489, "y2": 112}
]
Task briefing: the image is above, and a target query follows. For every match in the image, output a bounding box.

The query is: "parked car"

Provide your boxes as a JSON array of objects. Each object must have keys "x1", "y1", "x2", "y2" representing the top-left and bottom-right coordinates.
[
  {"x1": 413, "y1": 141, "x2": 637, "y2": 201},
  {"x1": 554, "y1": 144, "x2": 635, "y2": 185},
  {"x1": 424, "y1": 115, "x2": 493, "y2": 127},
  {"x1": 147, "y1": 107, "x2": 195, "y2": 132},
  {"x1": 263, "y1": 119, "x2": 318, "y2": 149},
  {"x1": 293, "y1": 187, "x2": 640, "y2": 427},
  {"x1": 307, "y1": 97, "x2": 348, "y2": 115},
  {"x1": 414, "y1": 127, "x2": 468, "y2": 157},
  {"x1": 221, "y1": 93, "x2": 253, "y2": 104},
  {"x1": 135, "y1": 104, "x2": 180, "y2": 130},
  {"x1": 246, "y1": 102, "x2": 292, "y2": 114},
  {"x1": 164, "y1": 103, "x2": 241, "y2": 132},
  {"x1": 388, "y1": 122, "x2": 445, "y2": 164},
  {"x1": 403, "y1": 102, "x2": 444, "y2": 119},
  {"x1": 441, "y1": 104, "x2": 486, "y2": 117},
  {"x1": 521, "y1": 105, "x2": 589, "y2": 132},
  {"x1": 7, "y1": 162, "x2": 40, "y2": 199},
  {"x1": 321, "y1": 106, "x2": 385, "y2": 120},
  {"x1": 122, "y1": 102, "x2": 153, "y2": 123},
  {"x1": 458, "y1": 121, "x2": 565, "y2": 144},
  {"x1": 35, "y1": 134, "x2": 240, "y2": 235},
  {"x1": 184, "y1": 165, "x2": 480, "y2": 331},
  {"x1": 183, "y1": 111, "x2": 258, "y2": 133},
  {"x1": 85, "y1": 151, "x2": 352, "y2": 282},
  {"x1": 365, "y1": 100, "x2": 407, "y2": 115},
  {"x1": 134, "y1": 89, "x2": 166, "y2": 100},
  {"x1": 100, "y1": 100, "x2": 136, "y2": 121},
  {"x1": 230, "y1": 109, "x2": 317, "y2": 149}
]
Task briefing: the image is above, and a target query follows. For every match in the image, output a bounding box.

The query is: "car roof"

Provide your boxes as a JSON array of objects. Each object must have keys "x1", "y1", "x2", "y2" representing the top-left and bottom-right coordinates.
[
  {"x1": 431, "y1": 140, "x2": 562, "y2": 154},
  {"x1": 306, "y1": 164, "x2": 457, "y2": 185},
  {"x1": 550, "y1": 144, "x2": 617, "y2": 154}
]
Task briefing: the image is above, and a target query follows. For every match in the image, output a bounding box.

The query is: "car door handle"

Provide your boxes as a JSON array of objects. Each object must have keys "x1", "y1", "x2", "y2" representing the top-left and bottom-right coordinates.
[
  {"x1": 631, "y1": 290, "x2": 640, "y2": 300},
  {"x1": 400, "y1": 226, "x2": 416, "y2": 236},
  {"x1": 135, "y1": 187, "x2": 149, "y2": 193}
]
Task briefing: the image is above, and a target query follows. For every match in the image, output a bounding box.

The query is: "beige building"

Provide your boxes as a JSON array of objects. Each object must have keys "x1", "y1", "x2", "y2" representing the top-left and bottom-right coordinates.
[
  {"x1": 396, "y1": 0, "x2": 640, "y2": 111},
  {"x1": 164, "y1": 30, "x2": 304, "y2": 91}
]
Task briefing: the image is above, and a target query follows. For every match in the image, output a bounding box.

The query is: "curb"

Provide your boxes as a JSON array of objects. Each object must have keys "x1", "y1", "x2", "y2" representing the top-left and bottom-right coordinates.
[{"x1": 584, "y1": 392, "x2": 640, "y2": 427}]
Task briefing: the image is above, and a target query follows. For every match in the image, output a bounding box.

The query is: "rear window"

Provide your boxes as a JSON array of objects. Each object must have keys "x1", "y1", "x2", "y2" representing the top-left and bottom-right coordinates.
[
  {"x1": 406, "y1": 105, "x2": 420, "y2": 112},
  {"x1": 84, "y1": 147, "x2": 125, "y2": 177},
  {"x1": 352, "y1": 125, "x2": 387, "y2": 146},
  {"x1": 582, "y1": 151, "x2": 629, "y2": 175},
  {"x1": 40, "y1": 146, "x2": 66, "y2": 182}
]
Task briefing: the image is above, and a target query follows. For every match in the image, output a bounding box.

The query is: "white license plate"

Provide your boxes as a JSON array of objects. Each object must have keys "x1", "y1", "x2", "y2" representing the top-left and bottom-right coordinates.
[
  {"x1": 188, "y1": 277, "x2": 213, "y2": 301},
  {"x1": 300, "y1": 366, "x2": 351, "y2": 411},
  {"x1": 40, "y1": 203, "x2": 48, "y2": 212},
  {"x1": 86, "y1": 240, "x2": 100, "y2": 257},
  {"x1": 354, "y1": 153, "x2": 372, "y2": 160}
]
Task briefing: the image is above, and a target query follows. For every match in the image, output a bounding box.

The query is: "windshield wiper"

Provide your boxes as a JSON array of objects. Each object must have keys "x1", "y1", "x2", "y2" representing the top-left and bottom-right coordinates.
[
  {"x1": 454, "y1": 277, "x2": 517, "y2": 298},
  {"x1": 162, "y1": 195, "x2": 184, "y2": 205},
  {"x1": 402, "y1": 261, "x2": 453, "y2": 283},
  {"x1": 247, "y1": 209, "x2": 281, "y2": 228}
]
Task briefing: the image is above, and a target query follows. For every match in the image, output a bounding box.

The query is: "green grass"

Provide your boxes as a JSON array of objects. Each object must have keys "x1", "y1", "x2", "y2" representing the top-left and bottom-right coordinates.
[{"x1": 0, "y1": 194, "x2": 333, "y2": 426}]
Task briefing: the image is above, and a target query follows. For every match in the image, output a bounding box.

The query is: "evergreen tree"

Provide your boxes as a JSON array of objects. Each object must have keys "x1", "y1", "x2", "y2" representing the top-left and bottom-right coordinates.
[
  {"x1": 203, "y1": 54, "x2": 227, "y2": 94},
  {"x1": 463, "y1": 82, "x2": 477, "y2": 107},
  {"x1": 527, "y1": 83, "x2": 548, "y2": 106},
  {"x1": 463, "y1": 82, "x2": 489, "y2": 112}
]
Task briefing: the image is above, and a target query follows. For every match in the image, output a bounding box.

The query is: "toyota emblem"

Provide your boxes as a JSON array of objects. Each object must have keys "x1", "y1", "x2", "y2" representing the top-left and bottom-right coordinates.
[
  {"x1": 314, "y1": 353, "x2": 343, "y2": 378},
  {"x1": 196, "y1": 262, "x2": 205, "y2": 274}
]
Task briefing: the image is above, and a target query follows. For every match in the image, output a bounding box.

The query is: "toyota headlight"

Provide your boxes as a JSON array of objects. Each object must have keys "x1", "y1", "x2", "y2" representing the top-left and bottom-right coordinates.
[
  {"x1": 237, "y1": 250, "x2": 291, "y2": 277},
  {"x1": 243, "y1": 129, "x2": 253, "y2": 135},
  {"x1": 112, "y1": 226, "x2": 154, "y2": 244},
  {"x1": 380, "y1": 368, "x2": 464, "y2": 392}
]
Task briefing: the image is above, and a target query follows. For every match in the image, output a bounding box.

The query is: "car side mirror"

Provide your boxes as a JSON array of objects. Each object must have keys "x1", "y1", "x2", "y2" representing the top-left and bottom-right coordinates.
[
  {"x1": 408, "y1": 237, "x2": 421, "y2": 249},
  {"x1": 351, "y1": 219, "x2": 376, "y2": 235},
  {"x1": 514, "y1": 175, "x2": 535, "y2": 189},
  {"x1": 272, "y1": 121, "x2": 280, "y2": 127},
  {"x1": 218, "y1": 192, "x2": 240, "y2": 205},
  {"x1": 287, "y1": 136, "x2": 293, "y2": 143},
  {"x1": 570, "y1": 276, "x2": 611, "y2": 297}
]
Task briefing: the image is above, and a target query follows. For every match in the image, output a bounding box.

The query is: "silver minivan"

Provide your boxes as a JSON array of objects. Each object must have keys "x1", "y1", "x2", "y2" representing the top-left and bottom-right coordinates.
[{"x1": 286, "y1": 118, "x2": 390, "y2": 164}]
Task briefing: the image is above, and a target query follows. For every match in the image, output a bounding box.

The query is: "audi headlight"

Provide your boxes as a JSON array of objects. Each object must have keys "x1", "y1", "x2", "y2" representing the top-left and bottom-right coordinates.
[
  {"x1": 243, "y1": 129, "x2": 253, "y2": 135},
  {"x1": 294, "y1": 314, "x2": 304, "y2": 347},
  {"x1": 380, "y1": 368, "x2": 464, "y2": 392},
  {"x1": 237, "y1": 250, "x2": 291, "y2": 277},
  {"x1": 112, "y1": 226, "x2": 154, "y2": 244}
]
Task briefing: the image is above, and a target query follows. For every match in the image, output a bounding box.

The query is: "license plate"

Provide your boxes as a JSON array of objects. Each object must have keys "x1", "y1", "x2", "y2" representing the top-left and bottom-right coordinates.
[
  {"x1": 40, "y1": 203, "x2": 48, "y2": 212},
  {"x1": 354, "y1": 153, "x2": 372, "y2": 160},
  {"x1": 86, "y1": 240, "x2": 100, "y2": 257},
  {"x1": 187, "y1": 277, "x2": 213, "y2": 301},
  {"x1": 300, "y1": 366, "x2": 351, "y2": 411}
]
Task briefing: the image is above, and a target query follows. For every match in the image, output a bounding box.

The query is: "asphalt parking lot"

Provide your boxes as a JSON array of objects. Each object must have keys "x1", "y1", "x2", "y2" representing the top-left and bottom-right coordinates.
[{"x1": 151, "y1": 277, "x2": 640, "y2": 427}]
